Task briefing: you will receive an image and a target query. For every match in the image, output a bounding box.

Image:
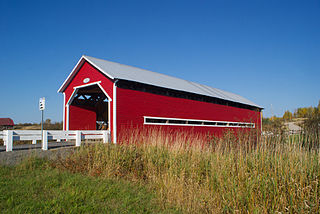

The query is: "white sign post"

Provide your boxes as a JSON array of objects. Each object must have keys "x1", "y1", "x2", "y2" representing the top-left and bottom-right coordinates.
[{"x1": 39, "y1": 97, "x2": 45, "y2": 146}]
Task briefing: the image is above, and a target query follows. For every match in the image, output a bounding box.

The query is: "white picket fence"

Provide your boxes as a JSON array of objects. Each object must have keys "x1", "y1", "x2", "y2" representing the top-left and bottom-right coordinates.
[{"x1": 0, "y1": 130, "x2": 111, "y2": 152}]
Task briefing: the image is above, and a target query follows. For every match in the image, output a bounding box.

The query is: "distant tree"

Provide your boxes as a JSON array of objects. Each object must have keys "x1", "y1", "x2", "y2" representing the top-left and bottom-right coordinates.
[
  {"x1": 306, "y1": 107, "x2": 315, "y2": 118},
  {"x1": 270, "y1": 116, "x2": 282, "y2": 122},
  {"x1": 294, "y1": 107, "x2": 309, "y2": 118},
  {"x1": 282, "y1": 110, "x2": 292, "y2": 121},
  {"x1": 296, "y1": 107, "x2": 317, "y2": 118},
  {"x1": 262, "y1": 117, "x2": 271, "y2": 125},
  {"x1": 44, "y1": 119, "x2": 51, "y2": 125}
]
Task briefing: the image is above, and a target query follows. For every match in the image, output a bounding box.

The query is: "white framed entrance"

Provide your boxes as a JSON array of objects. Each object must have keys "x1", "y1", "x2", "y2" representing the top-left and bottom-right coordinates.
[{"x1": 65, "y1": 81, "x2": 112, "y2": 131}]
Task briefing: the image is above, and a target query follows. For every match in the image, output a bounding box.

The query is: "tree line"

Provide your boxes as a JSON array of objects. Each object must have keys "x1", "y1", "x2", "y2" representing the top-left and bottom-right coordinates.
[
  {"x1": 283, "y1": 101, "x2": 320, "y2": 121},
  {"x1": 265, "y1": 100, "x2": 320, "y2": 122},
  {"x1": 15, "y1": 119, "x2": 63, "y2": 130}
]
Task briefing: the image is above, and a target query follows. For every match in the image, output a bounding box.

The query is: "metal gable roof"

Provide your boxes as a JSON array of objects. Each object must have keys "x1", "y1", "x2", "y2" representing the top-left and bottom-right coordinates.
[{"x1": 59, "y1": 55, "x2": 262, "y2": 109}]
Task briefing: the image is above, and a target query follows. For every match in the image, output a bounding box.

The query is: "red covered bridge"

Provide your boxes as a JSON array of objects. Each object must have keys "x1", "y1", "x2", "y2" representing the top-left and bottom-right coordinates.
[
  {"x1": 0, "y1": 118, "x2": 14, "y2": 130},
  {"x1": 58, "y1": 56, "x2": 263, "y2": 142}
]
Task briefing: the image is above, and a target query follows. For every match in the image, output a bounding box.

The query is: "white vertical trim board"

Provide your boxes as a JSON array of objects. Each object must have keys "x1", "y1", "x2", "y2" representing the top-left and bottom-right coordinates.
[
  {"x1": 63, "y1": 93, "x2": 66, "y2": 130},
  {"x1": 66, "y1": 105, "x2": 69, "y2": 131},
  {"x1": 108, "y1": 100, "x2": 111, "y2": 131},
  {"x1": 112, "y1": 81, "x2": 117, "y2": 143}
]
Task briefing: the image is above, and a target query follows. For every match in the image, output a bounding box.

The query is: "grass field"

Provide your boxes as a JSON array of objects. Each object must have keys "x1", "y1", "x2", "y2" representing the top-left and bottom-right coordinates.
[
  {"x1": 0, "y1": 158, "x2": 179, "y2": 213},
  {"x1": 1, "y1": 129, "x2": 319, "y2": 213},
  {"x1": 54, "y1": 130, "x2": 320, "y2": 213}
]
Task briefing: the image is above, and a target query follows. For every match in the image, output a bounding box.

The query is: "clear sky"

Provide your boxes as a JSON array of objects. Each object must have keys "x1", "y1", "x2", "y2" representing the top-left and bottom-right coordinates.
[{"x1": 1, "y1": 0, "x2": 319, "y2": 123}]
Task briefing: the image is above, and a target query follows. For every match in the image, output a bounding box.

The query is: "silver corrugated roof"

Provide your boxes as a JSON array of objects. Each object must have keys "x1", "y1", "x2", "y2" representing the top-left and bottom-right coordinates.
[{"x1": 59, "y1": 55, "x2": 262, "y2": 108}]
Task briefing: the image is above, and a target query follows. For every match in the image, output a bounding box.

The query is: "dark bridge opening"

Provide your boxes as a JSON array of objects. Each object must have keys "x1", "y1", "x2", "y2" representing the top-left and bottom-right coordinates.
[{"x1": 69, "y1": 84, "x2": 109, "y2": 130}]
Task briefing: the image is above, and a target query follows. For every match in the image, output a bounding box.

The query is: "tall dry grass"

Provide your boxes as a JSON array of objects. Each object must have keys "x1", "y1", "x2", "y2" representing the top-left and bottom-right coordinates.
[{"x1": 53, "y1": 129, "x2": 320, "y2": 213}]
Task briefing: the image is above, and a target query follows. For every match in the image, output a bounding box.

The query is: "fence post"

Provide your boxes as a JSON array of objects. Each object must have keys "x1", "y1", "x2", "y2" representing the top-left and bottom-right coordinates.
[
  {"x1": 32, "y1": 139, "x2": 37, "y2": 144},
  {"x1": 42, "y1": 130, "x2": 48, "y2": 150},
  {"x1": 102, "y1": 131, "x2": 108, "y2": 143},
  {"x1": 5, "y1": 130, "x2": 13, "y2": 152},
  {"x1": 3, "y1": 137, "x2": 6, "y2": 146},
  {"x1": 76, "y1": 131, "x2": 81, "y2": 147}
]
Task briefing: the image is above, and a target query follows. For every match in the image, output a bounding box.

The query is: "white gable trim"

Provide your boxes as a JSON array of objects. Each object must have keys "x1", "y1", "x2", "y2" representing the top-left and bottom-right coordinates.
[
  {"x1": 58, "y1": 56, "x2": 115, "y2": 93},
  {"x1": 58, "y1": 56, "x2": 85, "y2": 93},
  {"x1": 73, "y1": 81, "x2": 102, "y2": 89}
]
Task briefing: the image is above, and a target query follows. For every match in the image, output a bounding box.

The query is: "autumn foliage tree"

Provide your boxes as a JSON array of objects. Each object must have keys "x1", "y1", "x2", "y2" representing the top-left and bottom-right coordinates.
[
  {"x1": 282, "y1": 111, "x2": 293, "y2": 121},
  {"x1": 294, "y1": 107, "x2": 316, "y2": 118}
]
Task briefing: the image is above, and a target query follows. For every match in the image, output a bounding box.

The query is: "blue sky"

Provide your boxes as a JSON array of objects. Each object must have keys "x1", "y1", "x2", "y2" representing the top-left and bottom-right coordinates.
[{"x1": 1, "y1": 0, "x2": 319, "y2": 123}]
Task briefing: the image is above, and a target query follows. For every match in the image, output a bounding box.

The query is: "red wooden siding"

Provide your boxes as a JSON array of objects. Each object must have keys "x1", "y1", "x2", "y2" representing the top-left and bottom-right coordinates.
[
  {"x1": 69, "y1": 105, "x2": 96, "y2": 130},
  {"x1": 116, "y1": 87, "x2": 261, "y2": 137}
]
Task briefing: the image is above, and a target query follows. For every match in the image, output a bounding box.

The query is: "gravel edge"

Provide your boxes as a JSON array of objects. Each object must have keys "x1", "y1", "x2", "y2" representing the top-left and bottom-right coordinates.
[{"x1": 0, "y1": 147, "x2": 77, "y2": 166}]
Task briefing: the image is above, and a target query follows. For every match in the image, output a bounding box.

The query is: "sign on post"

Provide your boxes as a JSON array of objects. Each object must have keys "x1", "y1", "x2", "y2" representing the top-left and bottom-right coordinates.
[
  {"x1": 39, "y1": 97, "x2": 45, "y2": 146},
  {"x1": 39, "y1": 97, "x2": 45, "y2": 110}
]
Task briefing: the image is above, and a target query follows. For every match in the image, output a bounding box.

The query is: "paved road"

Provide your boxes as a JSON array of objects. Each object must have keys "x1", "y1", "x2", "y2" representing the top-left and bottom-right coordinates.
[
  {"x1": 0, "y1": 142, "x2": 75, "y2": 152},
  {"x1": 0, "y1": 142, "x2": 77, "y2": 166}
]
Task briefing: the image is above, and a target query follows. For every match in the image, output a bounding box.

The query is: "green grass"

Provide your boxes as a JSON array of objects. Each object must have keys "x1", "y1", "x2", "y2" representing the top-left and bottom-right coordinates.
[{"x1": 0, "y1": 158, "x2": 179, "y2": 213}]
